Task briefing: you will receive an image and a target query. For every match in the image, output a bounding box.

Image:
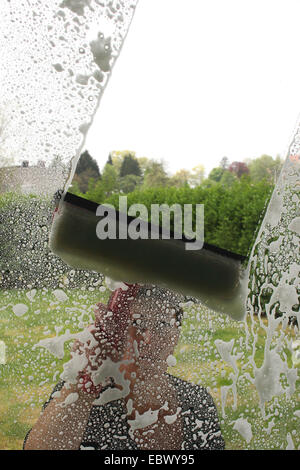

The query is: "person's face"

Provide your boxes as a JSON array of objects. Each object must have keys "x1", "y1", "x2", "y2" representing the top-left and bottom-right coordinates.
[{"x1": 127, "y1": 298, "x2": 181, "y2": 368}]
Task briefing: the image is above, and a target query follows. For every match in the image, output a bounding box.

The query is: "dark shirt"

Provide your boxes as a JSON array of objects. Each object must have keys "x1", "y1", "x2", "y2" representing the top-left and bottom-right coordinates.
[{"x1": 24, "y1": 375, "x2": 225, "y2": 450}]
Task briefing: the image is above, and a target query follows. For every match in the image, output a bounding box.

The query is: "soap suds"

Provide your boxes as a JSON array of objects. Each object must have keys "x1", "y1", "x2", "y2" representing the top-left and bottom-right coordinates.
[
  {"x1": 166, "y1": 354, "x2": 177, "y2": 367},
  {"x1": 232, "y1": 418, "x2": 252, "y2": 443},
  {"x1": 12, "y1": 303, "x2": 28, "y2": 317}
]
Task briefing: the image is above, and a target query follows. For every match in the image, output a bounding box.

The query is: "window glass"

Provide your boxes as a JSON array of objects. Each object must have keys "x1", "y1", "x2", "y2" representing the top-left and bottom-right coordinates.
[{"x1": 0, "y1": 0, "x2": 299, "y2": 451}]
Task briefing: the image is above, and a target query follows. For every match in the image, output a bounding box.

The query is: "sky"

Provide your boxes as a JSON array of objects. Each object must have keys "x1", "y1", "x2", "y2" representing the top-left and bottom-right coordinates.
[{"x1": 85, "y1": 0, "x2": 300, "y2": 177}]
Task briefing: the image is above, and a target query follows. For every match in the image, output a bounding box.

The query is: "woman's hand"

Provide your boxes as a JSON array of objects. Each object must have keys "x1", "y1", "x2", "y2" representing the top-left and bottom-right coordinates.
[{"x1": 69, "y1": 301, "x2": 132, "y2": 395}]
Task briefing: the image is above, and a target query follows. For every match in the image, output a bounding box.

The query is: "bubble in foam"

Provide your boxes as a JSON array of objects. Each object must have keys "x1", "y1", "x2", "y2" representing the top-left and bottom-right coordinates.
[
  {"x1": 286, "y1": 432, "x2": 295, "y2": 450},
  {"x1": 166, "y1": 354, "x2": 177, "y2": 367},
  {"x1": 26, "y1": 289, "x2": 37, "y2": 302},
  {"x1": 12, "y1": 303, "x2": 28, "y2": 317},
  {"x1": 232, "y1": 418, "x2": 252, "y2": 444},
  {"x1": 52, "y1": 63, "x2": 64, "y2": 72},
  {"x1": 60, "y1": 392, "x2": 79, "y2": 407},
  {"x1": 105, "y1": 277, "x2": 128, "y2": 292},
  {"x1": 288, "y1": 216, "x2": 300, "y2": 234},
  {"x1": 60, "y1": 0, "x2": 92, "y2": 17},
  {"x1": 53, "y1": 289, "x2": 69, "y2": 302},
  {"x1": 89, "y1": 33, "x2": 112, "y2": 73}
]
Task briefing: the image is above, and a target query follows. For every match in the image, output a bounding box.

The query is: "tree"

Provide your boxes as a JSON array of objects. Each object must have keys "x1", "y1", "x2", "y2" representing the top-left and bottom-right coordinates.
[
  {"x1": 119, "y1": 174, "x2": 142, "y2": 193},
  {"x1": 219, "y1": 169, "x2": 237, "y2": 187},
  {"x1": 169, "y1": 169, "x2": 191, "y2": 188},
  {"x1": 119, "y1": 153, "x2": 142, "y2": 178},
  {"x1": 219, "y1": 156, "x2": 230, "y2": 170},
  {"x1": 229, "y1": 161, "x2": 249, "y2": 178},
  {"x1": 84, "y1": 178, "x2": 105, "y2": 203},
  {"x1": 200, "y1": 178, "x2": 217, "y2": 189},
  {"x1": 106, "y1": 153, "x2": 113, "y2": 165},
  {"x1": 101, "y1": 163, "x2": 119, "y2": 197},
  {"x1": 189, "y1": 164, "x2": 205, "y2": 187},
  {"x1": 73, "y1": 150, "x2": 101, "y2": 193},
  {"x1": 68, "y1": 179, "x2": 81, "y2": 196},
  {"x1": 136, "y1": 156, "x2": 152, "y2": 176},
  {"x1": 248, "y1": 154, "x2": 283, "y2": 183},
  {"x1": 142, "y1": 161, "x2": 169, "y2": 188},
  {"x1": 208, "y1": 167, "x2": 224, "y2": 183},
  {"x1": 75, "y1": 150, "x2": 100, "y2": 177},
  {"x1": 109, "y1": 150, "x2": 139, "y2": 175}
]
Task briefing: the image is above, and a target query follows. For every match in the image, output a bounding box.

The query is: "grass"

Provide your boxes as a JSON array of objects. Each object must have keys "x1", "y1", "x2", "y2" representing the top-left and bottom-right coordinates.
[{"x1": 0, "y1": 287, "x2": 299, "y2": 450}]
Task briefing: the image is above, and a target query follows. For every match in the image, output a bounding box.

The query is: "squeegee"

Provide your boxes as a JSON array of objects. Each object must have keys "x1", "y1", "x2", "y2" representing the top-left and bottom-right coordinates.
[{"x1": 49, "y1": 191, "x2": 248, "y2": 321}]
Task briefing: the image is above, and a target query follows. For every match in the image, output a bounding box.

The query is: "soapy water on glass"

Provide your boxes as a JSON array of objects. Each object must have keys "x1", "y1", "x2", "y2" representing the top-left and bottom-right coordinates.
[
  {"x1": 5, "y1": 155, "x2": 299, "y2": 448},
  {"x1": 0, "y1": 0, "x2": 299, "y2": 450}
]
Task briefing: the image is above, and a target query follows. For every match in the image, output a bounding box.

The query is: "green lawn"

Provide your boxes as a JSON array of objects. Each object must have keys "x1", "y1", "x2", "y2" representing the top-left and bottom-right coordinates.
[{"x1": 0, "y1": 287, "x2": 299, "y2": 450}]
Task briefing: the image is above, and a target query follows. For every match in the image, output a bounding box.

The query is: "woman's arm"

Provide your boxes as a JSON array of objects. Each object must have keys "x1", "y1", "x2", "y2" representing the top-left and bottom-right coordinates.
[
  {"x1": 24, "y1": 302, "x2": 127, "y2": 450},
  {"x1": 24, "y1": 383, "x2": 96, "y2": 450}
]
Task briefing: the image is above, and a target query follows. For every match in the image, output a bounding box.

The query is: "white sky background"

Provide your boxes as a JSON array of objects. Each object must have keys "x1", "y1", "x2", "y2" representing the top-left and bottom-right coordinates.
[{"x1": 85, "y1": 0, "x2": 300, "y2": 177}]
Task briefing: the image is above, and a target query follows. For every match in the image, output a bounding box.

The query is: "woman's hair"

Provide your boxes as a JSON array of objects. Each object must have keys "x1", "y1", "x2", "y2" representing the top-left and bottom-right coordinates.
[{"x1": 133, "y1": 284, "x2": 185, "y2": 325}]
